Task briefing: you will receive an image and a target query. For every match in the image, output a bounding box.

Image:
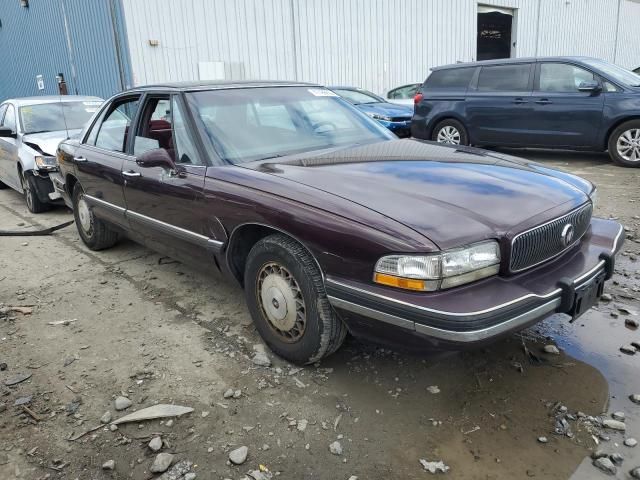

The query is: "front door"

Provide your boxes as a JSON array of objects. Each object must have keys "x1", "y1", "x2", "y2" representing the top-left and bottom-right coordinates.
[
  {"x1": 528, "y1": 62, "x2": 605, "y2": 148},
  {"x1": 122, "y1": 94, "x2": 211, "y2": 264},
  {"x1": 74, "y1": 95, "x2": 141, "y2": 228},
  {"x1": 465, "y1": 62, "x2": 534, "y2": 145},
  {"x1": 0, "y1": 104, "x2": 21, "y2": 190}
]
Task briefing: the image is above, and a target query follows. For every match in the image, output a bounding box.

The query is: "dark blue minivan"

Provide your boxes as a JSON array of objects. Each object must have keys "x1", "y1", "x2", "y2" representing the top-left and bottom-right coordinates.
[{"x1": 411, "y1": 57, "x2": 640, "y2": 167}]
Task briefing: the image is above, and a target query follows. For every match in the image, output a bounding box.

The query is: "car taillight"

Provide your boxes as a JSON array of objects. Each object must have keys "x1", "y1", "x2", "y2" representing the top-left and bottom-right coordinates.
[{"x1": 414, "y1": 92, "x2": 423, "y2": 105}]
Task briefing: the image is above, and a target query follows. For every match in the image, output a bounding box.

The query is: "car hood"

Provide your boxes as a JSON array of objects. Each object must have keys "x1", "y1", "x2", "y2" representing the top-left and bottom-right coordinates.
[
  {"x1": 249, "y1": 140, "x2": 593, "y2": 249},
  {"x1": 22, "y1": 129, "x2": 82, "y2": 156},
  {"x1": 356, "y1": 102, "x2": 413, "y2": 119}
]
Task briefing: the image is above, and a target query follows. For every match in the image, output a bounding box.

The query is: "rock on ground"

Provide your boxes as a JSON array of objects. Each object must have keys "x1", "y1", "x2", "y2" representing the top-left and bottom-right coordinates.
[
  {"x1": 150, "y1": 453, "x2": 174, "y2": 473},
  {"x1": 602, "y1": 419, "x2": 626, "y2": 431},
  {"x1": 630, "y1": 394, "x2": 640, "y2": 405},
  {"x1": 612, "y1": 411, "x2": 625, "y2": 421},
  {"x1": 329, "y1": 441, "x2": 343, "y2": 455},
  {"x1": 229, "y1": 445, "x2": 248, "y2": 465},
  {"x1": 543, "y1": 345, "x2": 560, "y2": 355},
  {"x1": 252, "y1": 351, "x2": 271, "y2": 367},
  {"x1": 157, "y1": 460, "x2": 193, "y2": 480},
  {"x1": 100, "y1": 411, "x2": 112, "y2": 424},
  {"x1": 593, "y1": 457, "x2": 617, "y2": 475},
  {"x1": 102, "y1": 459, "x2": 115, "y2": 470},
  {"x1": 149, "y1": 436, "x2": 163, "y2": 451},
  {"x1": 114, "y1": 396, "x2": 132, "y2": 411},
  {"x1": 419, "y1": 459, "x2": 450, "y2": 474},
  {"x1": 631, "y1": 467, "x2": 640, "y2": 479},
  {"x1": 625, "y1": 438, "x2": 638, "y2": 447}
]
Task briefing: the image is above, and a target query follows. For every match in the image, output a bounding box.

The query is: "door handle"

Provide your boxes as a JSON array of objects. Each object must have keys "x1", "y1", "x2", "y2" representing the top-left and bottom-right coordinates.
[
  {"x1": 73, "y1": 156, "x2": 87, "y2": 163},
  {"x1": 535, "y1": 99, "x2": 552, "y2": 105},
  {"x1": 122, "y1": 170, "x2": 142, "y2": 178},
  {"x1": 513, "y1": 98, "x2": 528, "y2": 104}
]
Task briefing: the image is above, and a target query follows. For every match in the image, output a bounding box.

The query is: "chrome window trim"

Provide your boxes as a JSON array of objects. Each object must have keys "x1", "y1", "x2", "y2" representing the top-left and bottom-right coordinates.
[
  {"x1": 84, "y1": 194, "x2": 126, "y2": 213},
  {"x1": 81, "y1": 144, "x2": 135, "y2": 160}
]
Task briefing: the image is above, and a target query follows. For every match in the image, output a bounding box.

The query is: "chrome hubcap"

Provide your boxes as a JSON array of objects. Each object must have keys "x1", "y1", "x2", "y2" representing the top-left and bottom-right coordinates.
[
  {"x1": 257, "y1": 263, "x2": 306, "y2": 342},
  {"x1": 436, "y1": 125, "x2": 461, "y2": 145},
  {"x1": 77, "y1": 195, "x2": 92, "y2": 233},
  {"x1": 617, "y1": 128, "x2": 640, "y2": 162}
]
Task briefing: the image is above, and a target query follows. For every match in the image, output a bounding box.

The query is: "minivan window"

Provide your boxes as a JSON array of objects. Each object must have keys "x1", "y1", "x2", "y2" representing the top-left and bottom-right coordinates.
[
  {"x1": 539, "y1": 63, "x2": 595, "y2": 92},
  {"x1": 477, "y1": 64, "x2": 531, "y2": 92},
  {"x1": 426, "y1": 68, "x2": 475, "y2": 90},
  {"x1": 582, "y1": 58, "x2": 640, "y2": 87}
]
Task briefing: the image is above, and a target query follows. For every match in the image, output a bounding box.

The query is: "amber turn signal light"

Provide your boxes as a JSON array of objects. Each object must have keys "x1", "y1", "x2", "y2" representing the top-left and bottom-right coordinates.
[{"x1": 373, "y1": 273, "x2": 426, "y2": 291}]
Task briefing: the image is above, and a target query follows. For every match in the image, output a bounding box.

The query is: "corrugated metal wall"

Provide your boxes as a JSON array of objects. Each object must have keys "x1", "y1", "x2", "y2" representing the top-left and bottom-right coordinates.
[
  {"x1": 0, "y1": 0, "x2": 132, "y2": 101},
  {"x1": 119, "y1": 0, "x2": 640, "y2": 95}
]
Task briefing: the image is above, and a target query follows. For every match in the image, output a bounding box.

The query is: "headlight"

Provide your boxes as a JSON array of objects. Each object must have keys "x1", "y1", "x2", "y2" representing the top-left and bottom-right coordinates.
[
  {"x1": 365, "y1": 112, "x2": 393, "y2": 122},
  {"x1": 35, "y1": 155, "x2": 58, "y2": 170},
  {"x1": 374, "y1": 241, "x2": 501, "y2": 291}
]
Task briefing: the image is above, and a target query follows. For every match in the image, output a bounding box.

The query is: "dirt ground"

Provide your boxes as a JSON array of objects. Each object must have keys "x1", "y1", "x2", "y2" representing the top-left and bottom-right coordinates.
[{"x1": 1, "y1": 150, "x2": 639, "y2": 480}]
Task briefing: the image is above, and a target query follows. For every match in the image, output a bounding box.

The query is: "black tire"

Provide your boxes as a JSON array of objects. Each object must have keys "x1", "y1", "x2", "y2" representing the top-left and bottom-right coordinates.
[
  {"x1": 608, "y1": 120, "x2": 640, "y2": 167},
  {"x1": 0, "y1": 179, "x2": 8, "y2": 189},
  {"x1": 244, "y1": 234, "x2": 347, "y2": 365},
  {"x1": 431, "y1": 118, "x2": 469, "y2": 146},
  {"x1": 72, "y1": 183, "x2": 119, "y2": 250},
  {"x1": 21, "y1": 171, "x2": 51, "y2": 213}
]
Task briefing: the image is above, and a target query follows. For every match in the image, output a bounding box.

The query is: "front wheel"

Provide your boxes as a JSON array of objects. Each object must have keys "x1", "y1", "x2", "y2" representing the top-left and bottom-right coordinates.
[
  {"x1": 244, "y1": 234, "x2": 347, "y2": 365},
  {"x1": 431, "y1": 119, "x2": 469, "y2": 146},
  {"x1": 72, "y1": 183, "x2": 119, "y2": 250},
  {"x1": 609, "y1": 120, "x2": 640, "y2": 167},
  {"x1": 21, "y1": 171, "x2": 50, "y2": 213}
]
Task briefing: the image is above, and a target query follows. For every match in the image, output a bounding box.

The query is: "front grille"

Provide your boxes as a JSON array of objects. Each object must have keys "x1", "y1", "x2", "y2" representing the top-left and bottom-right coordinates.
[{"x1": 510, "y1": 203, "x2": 593, "y2": 272}]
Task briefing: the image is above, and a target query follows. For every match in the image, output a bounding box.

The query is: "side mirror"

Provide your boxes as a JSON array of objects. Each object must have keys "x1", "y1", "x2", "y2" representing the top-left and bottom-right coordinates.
[
  {"x1": 0, "y1": 127, "x2": 16, "y2": 138},
  {"x1": 578, "y1": 81, "x2": 602, "y2": 93},
  {"x1": 136, "y1": 148, "x2": 175, "y2": 170}
]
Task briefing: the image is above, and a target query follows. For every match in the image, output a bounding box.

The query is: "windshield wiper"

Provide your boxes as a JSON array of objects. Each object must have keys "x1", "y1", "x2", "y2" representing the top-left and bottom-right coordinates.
[
  {"x1": 258, "y1": 154, "x2": 285, "y2": 161},
  {"x1": 24, "y1": 130, "x2": 52, "y2": 135}
]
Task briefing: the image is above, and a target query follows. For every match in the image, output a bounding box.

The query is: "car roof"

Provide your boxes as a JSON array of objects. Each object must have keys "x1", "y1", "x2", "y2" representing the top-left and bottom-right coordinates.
[
  {"x1": 432, "y1": 56, "x2": 600, "y2": 71},
  {"x1": 3, "y1": 95, "x2": 103, "y2": 106},
  {"x1": 129, "y1": 80, "x2": 319, "y2": 92}
]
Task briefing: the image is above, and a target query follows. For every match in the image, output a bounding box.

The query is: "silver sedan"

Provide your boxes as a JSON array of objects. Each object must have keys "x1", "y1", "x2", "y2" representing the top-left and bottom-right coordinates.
[{"x1": 0, "y1": 96, "x2": 102, "y2": 213}]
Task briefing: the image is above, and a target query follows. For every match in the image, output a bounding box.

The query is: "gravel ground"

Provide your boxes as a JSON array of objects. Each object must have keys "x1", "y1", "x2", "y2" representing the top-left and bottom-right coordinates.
[{"x1": 1, "y1": 149, "x2": 639, "y2": 480}]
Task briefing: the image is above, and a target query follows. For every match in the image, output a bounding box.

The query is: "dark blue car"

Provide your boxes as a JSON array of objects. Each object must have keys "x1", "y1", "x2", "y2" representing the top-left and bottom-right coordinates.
[
  {"x1": 329, "y1": 86, "x2": 413, "y2": 137},
  {"x1": 411, "y1": 56, "x2": 640, "y2": 167}
]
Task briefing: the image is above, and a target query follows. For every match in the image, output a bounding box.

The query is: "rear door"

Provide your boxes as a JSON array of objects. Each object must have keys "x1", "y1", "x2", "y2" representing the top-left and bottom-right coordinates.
[
  {"x1": 465, "y1": 62, "x2": 534, "y2": 145},
  {"x1": 122, "y1": 93, "x2": 211, "y2": 263},
  {"x1": 73, "y1": 95, "x2": 141, "y2": 228},
  {"x1": 528, "y1": 62, "x2": 605, "y2": 148}
]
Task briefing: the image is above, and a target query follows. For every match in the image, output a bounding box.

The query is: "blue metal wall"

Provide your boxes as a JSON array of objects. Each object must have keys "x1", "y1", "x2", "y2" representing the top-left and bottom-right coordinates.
[{"x1": 0, "y1": 0, "x2": 132, "y2": 101}]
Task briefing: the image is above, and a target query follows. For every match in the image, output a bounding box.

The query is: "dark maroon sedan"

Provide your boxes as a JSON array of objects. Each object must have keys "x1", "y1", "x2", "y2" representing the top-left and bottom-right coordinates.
[{"x1": 54, "y1": 81, "x2": 623, "y2": 365}]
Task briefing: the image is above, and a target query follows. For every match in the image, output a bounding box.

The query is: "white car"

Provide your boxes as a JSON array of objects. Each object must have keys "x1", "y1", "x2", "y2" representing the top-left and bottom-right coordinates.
[
  {"x1": 384, "y1": 83, "x2": 421, "y2": 107},
  {"x1": 0, "y1": 96, "x2": 102, "y2": 213}
]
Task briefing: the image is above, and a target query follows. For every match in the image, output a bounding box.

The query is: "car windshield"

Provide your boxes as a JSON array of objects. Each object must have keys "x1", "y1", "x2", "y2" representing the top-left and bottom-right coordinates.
[
  {"x1": 186, "y1": 86, "x2": 392, "y2": 164},
  {"x1": 19, "y1": 101, "x2": 102, "y2": 134},
  {"x1": 582, "y1": 59, "x2": 640, "y2": 87},
  {"x1": 332, "y1": 88, "x2": 384, "y2": 105}
]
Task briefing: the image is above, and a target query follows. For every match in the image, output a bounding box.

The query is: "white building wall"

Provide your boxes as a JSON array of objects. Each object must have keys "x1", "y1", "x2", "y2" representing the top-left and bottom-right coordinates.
[{"x1": 120, "y1": 0, "x2": 640, "y2": 95}]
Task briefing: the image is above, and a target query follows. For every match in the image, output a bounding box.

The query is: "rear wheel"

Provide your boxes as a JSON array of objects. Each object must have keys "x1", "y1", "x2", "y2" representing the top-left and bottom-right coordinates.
[
  {"x1": 20, "y1": 170, "x2": 50, "y2": 213},
  {"x1": 72, "y1": 183, "x2": 119, "y2": 250},
  {"x1": 432, "y1": 119, "x2": 469, "y2": 146},
  {"x1": 609, "y1": 120, "x2": 640, "y2": 167},
  {"x1": 244, "y1": 234, "x2": 347, "y2": 365}
]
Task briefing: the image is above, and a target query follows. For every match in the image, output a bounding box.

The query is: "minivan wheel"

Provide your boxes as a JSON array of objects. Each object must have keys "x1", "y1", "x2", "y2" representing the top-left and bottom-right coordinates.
[
  {"x1": 72, "y1": 183, "x2": 119, "y2": 250},
  {"x1": 20, "y1": 171, "x2": 50, "y2": 213},
  {"x1": 432, "y1": 119, "x2": 469, "y2": 146},
  {"x1": 609, "y1": 120, "x2": 640, "y2": 167},
  {"x1": 244, "y1": 234, "x2": 347, "y2": 365}
]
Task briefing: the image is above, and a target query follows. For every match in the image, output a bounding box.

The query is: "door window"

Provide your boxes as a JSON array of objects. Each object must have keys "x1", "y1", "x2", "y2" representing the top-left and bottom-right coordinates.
[
  {"x1": 133, "y1": 97, "x2": 175, "y2": 157},
  {"x1": 171, "y1": 96, "x2": 202, "y2": 165},
  {"x1": 539, "y1": 63, "x2": 596, "y2": 93},
  {"x1": 426, "y1": 68, "x2": 475, "y2": 90},
  {"x1": 94, "y1": 97, "x2": 140, "y2": 152},
  {"x1": 2, "y1": 105, "x2": 16, "y2": 132},
  {"x1": 388, "y1": 84, "x2": 418, "y2": 99},
  {"x1": 477, "y1": 64, "x2": 531, "y2": 92}
]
